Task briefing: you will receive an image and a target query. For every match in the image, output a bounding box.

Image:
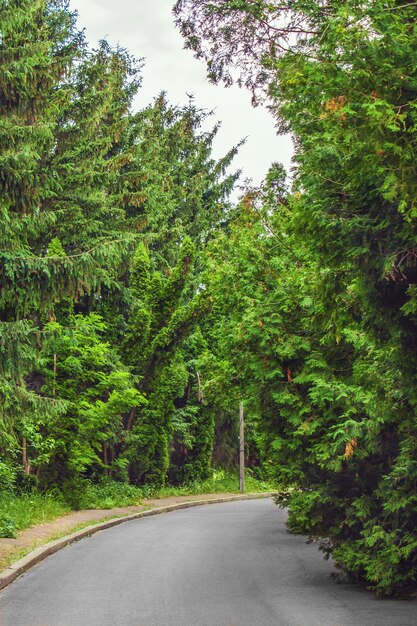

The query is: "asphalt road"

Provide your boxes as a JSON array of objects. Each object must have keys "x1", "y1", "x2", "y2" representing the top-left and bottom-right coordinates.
[{"x1": 1, "y1": 498, "x2": 416, "y2": 626}]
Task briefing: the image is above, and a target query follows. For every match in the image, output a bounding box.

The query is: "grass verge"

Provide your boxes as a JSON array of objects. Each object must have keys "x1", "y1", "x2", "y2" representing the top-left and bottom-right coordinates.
[
  {"x1": 0, "y1": 469, "x2": 275, "y2": 540},
  {"x1": 0, "y1": 493, "x2": 70, "y2": 539}
]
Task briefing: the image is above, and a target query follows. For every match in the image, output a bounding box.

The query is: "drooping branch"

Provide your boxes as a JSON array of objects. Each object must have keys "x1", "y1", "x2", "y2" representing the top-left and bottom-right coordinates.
[{"x1": 173, "y1": 0, "x2": 326, "y2": 101}]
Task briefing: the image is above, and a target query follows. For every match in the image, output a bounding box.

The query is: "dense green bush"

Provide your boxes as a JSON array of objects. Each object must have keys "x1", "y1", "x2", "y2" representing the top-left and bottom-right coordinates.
[{"x1": 60, "y1": 478, "x2": 143, "y2": 510}]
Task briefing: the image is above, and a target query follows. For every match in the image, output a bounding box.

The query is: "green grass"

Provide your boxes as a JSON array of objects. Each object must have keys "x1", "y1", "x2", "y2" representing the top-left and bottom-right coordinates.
[
  {"x1": 0, "y1": 470, "x2": 275, "y2": 539},
  {"x1": 0, "y1": 482, "x2": 144, "y2": 539},
  {"x1": 0, "y1": 493, "x2": 69, "y2": 538},
  {"x1": 147, "y1": 469, "x2": 276, "y2": 499},
  {"x1": 74, "y1": 479, "x2": 144, "y2": 510},
  {"x1": 61, "y1": 470, "x2": 274, "y2": 508}
]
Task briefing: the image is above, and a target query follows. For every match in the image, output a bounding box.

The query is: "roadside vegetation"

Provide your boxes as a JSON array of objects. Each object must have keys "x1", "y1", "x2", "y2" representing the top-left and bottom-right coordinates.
[
  {"x1": 0, "y1": 471, "x2": 274, "y2": 538},
  {"x1": 175, "y1": 0, "x2": 417, "y2": 597},
  {"x1": 0, "y1": 493, "x2": 69, "y2": 539}
]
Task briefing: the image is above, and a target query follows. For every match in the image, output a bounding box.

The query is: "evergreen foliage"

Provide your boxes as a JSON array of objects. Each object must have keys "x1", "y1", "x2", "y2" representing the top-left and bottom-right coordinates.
[
  {"x1": 0, "y1": 0, "x2": 84, "y2": 488},
  {"x1": 175, "y1": 0, "x2": 417, "y2": 595},
  {"x1": 0, "y1": 2, "x2": 237, "y2": 503}
]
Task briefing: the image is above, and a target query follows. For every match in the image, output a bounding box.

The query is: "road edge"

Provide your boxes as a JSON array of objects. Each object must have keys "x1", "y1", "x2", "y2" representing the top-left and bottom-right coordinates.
[{"x1": 0, "y1": 492, "x2": 275, "y2": 591}]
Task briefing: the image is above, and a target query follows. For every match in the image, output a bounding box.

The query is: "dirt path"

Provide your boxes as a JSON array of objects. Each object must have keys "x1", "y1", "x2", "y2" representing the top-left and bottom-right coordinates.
[{"x1": 0, "y1": 493, "x2": 234, "y2": 571}]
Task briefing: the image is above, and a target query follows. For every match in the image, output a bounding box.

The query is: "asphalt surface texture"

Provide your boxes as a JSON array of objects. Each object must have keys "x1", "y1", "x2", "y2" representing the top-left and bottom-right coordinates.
[{"x1": 1, "y1": 498, "x2": 416, "y2": 626}]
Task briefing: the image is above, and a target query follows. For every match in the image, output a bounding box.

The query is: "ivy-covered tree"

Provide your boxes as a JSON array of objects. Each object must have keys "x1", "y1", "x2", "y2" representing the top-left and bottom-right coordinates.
[
  {"x1": 123, "y1": 239, "x2": 204, "y2": 485},
  {"x1": 109, "y1": 97, "x2": 240, "y2": 486}
]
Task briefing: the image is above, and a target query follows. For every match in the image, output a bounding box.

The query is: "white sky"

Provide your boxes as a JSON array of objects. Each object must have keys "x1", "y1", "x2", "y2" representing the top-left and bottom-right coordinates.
[{"x1": 74, "y1": 0, "x2": 293, "y2": 188}]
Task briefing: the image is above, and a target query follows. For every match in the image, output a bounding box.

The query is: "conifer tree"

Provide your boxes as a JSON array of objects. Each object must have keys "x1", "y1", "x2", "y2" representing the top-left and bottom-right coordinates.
[
  {"x1": 0, "y1": 0, "x2": 83, "y2": 485},
  {"x1": 175, "y1": 0, "x2": 417, "y2": 594},
  {"x1": 118, "y1": 93, "x2": 239, "y2": 266},
  {"x1": 0, "y1": 1, "x2": 141, "y2": 488},
  {"x1": 0, "y1": 0, "x2": 239, "y2": 497},
  {"x1": 49, "y1": 41, "x2": 141, "y2": 252}
]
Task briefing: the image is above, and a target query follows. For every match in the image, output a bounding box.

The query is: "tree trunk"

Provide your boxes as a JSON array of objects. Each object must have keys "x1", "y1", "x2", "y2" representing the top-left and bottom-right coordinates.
[{"x1": 22, "y1": 437, "x2": 31, "y2": 475}]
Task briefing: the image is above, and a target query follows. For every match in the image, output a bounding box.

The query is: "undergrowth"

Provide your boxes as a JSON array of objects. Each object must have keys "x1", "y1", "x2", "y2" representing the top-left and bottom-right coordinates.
[
  {"x1": 0, "y1": 493, "x2": 69, "y2": 538},
  {"x1": 148, "y1": 468, "x2": 275, "y2": 499},
  {"x1": 0, "y1": 469, "x2": 275, "y2": 538}
]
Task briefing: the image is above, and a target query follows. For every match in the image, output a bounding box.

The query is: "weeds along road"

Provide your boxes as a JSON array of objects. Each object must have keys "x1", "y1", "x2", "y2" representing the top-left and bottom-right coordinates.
[{"x1": 1, "y1": 498, "x2": 416, "y2": 626}]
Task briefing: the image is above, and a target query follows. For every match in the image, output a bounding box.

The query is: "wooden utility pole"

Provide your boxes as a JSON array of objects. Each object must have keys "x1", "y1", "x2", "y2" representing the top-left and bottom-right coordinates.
[{"x1": 239, "y1": 401, "x2": 245, "y2": 493}]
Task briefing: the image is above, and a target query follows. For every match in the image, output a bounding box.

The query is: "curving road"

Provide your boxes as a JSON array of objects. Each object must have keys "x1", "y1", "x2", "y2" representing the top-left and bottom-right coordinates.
[{"x1": 1, "y1": 499, "x2": 416, "y2": 626}]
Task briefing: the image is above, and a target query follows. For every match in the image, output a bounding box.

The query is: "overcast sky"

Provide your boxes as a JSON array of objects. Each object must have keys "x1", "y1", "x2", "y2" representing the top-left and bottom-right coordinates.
[{"x1": 74, "y1": 0, "x2": 293, "y2": 188}]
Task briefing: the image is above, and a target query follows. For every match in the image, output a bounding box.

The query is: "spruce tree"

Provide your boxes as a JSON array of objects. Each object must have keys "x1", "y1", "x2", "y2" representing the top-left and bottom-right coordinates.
[
  {"x1": 0, "y1": 2, "x2": 141, "y2": 488},
  {"x1": 0, "y1": 0, "x2": 83, "y2": 486}
]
